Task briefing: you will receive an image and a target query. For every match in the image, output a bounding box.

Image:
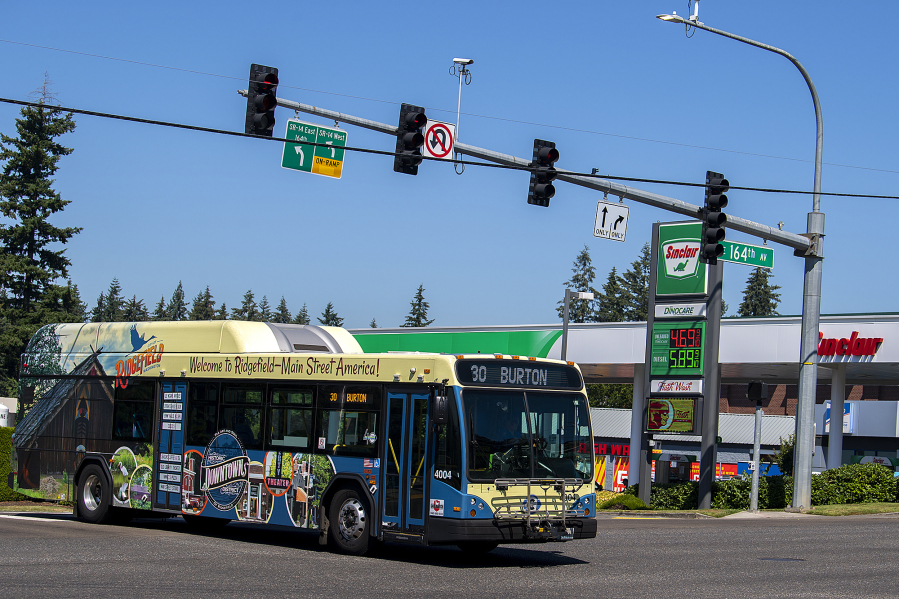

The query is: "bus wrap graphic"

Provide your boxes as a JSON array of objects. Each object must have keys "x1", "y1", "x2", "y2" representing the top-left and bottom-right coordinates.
[{"x1": 202, "y1": 430, "x2": 250, "y2": 511}]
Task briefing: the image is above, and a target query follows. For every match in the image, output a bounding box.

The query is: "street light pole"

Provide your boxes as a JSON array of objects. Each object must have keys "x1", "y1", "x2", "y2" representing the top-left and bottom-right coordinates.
[
  {"x1": 657, "y1": 11, "x2": 824, "y2": 510},
  {"x1": 561, "y1": 289, "x2": 594, "y2": 362}
]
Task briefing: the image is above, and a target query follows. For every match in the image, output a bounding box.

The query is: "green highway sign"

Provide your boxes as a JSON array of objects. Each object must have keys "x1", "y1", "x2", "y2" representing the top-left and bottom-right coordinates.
[
  {"x1": 720, "y1": 240, "x2": 774, "y2": 269},
  {"x1": 281, "y1": 119, "x2": 347, "y2": 179}
]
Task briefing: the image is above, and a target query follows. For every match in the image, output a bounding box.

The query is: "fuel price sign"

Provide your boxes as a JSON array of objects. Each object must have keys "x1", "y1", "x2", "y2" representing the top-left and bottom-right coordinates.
[{"x1": 650, "y1": 321, "x2": 706, "y2": 377}]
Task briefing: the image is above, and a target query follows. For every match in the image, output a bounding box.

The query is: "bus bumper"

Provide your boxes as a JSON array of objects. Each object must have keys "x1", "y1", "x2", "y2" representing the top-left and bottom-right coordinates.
[{"x1": 426, "y1": 517, "x2": 597, "y2": 545}]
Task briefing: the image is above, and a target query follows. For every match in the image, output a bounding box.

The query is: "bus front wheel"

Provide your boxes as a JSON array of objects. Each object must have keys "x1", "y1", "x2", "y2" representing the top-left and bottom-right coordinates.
[
  {"x1": 77, "y1": 464, "x2": 112, "y2": 524},
  {"x1": 328, "y1": 488, "x2": 370, "y2": 555}
]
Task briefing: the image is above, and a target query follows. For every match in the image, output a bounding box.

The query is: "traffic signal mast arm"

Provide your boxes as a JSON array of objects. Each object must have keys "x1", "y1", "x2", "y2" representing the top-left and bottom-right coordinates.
[{"x1": 240, "y1": 89, "x2": 813, "y2": 254}]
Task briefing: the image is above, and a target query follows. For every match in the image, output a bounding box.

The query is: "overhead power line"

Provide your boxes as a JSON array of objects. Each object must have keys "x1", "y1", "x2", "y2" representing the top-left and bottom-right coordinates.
[
  {"x1": 3, "y1": 37, "x2": 898, "y2": 176},
  {"x1": 1, "y1": 96, "x2": 897, "y2": 201}
]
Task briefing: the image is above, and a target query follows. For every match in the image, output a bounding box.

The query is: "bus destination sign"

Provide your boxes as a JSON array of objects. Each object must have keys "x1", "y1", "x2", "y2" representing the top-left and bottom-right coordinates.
[{"x1": 455, "y1": 360, "x2": 582, "y2": 390}]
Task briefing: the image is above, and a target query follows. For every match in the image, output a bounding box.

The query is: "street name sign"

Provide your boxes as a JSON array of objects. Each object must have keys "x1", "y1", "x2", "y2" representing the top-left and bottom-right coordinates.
[
  {"x1": 593, "y1": 199, "x2": 629, "y2": 242},
  {"x1": 422, "y1": 120, "x2": 455, "y2": 160},
  {"x1": 720, "y1": 240, "x2": 774, "y2": 269},
  {"x1": 281, "y1": 119, "x2": 347, "y2": 179}
]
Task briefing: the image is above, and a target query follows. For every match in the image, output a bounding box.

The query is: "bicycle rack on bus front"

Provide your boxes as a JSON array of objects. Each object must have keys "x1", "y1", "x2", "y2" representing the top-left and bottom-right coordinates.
[{"x1": 491, "y1": 478, "x2": 586, "y2": 540}]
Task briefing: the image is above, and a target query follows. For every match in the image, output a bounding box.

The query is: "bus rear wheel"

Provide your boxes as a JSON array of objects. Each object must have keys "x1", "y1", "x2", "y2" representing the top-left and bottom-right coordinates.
[
  {"x1": 328, "y1": 489, "x2": 370, "y2": 555},
  {"x1": 77, "y1": 464, "x2": 112, "y2": 524}
]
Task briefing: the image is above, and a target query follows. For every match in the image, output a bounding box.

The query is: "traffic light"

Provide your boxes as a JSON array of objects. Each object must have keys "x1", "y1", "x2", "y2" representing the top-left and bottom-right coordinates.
[
  {"x1": 245, "y1": 64, "x2": 279, "y2": 136},
  {"x1": 747, "y1": 381, "x2": 769, "y2": 404},
  {"x1": 394, "y1": 103, "x2": 427, "y2": 175},
  {"x1": 701, "y1": 170, "x2": 729, "y2": 263},
  {"x1": 528, "y1": 139, "x2": 559, "y2": 207}
]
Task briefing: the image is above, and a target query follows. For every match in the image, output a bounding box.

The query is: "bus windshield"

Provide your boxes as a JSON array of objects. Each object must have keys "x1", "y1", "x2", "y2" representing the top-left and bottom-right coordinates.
[{"x1": 463, "y1": 390, "x2": 593, "y2": 482}]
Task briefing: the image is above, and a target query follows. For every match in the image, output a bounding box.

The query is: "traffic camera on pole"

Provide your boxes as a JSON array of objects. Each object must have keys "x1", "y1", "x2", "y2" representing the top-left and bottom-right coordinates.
[
  {"x1": 394, "y1": 103, "x2": 427, "y2": 175},
  {"x1": 528, "y1": 139, "x2": 559, "y2": 207},
  {"x1": 701, "y1": 170, "x2": 729, "y2": 263},
  {"x1": 245, "y1": 64, "x2": 279, "y2": 136}
]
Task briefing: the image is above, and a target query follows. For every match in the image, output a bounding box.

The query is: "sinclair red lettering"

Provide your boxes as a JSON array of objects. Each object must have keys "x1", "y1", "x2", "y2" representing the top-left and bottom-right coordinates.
[
  {"x1": 666, "y1": 245, "x2": 697, "y2": 260},
  {"x1": 818, "y1": 331, "x2": 883, "y2": 357}
]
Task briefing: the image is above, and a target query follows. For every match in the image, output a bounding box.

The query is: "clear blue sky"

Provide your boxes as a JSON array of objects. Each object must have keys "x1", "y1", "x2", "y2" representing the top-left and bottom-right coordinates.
[{"x1": 1, "y1": 1, "x2": 896, "y2": 328}]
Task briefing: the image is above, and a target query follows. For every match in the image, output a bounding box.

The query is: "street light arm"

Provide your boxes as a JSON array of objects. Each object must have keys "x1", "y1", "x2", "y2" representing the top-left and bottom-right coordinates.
[{"x1": 675, "y1": 20, "x2": 823, "y2": 212}]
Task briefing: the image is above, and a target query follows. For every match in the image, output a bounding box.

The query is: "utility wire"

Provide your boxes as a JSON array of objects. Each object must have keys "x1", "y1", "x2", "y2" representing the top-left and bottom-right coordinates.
[
  {"x1": 4, "y1": 37, "x2": 898, "y2": 177},
  {"x1": 2, "y1": 96, "x2": 897, "y2": 200}
]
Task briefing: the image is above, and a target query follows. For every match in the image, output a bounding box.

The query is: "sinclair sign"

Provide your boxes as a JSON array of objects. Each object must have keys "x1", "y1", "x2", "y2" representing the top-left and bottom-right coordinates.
[{"x1": 656, "y1": 222, "x2": 708, "y2": 296}]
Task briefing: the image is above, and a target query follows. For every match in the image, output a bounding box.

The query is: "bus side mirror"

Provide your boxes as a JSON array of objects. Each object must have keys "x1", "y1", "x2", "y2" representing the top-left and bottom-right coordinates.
[{"x1": 432, "y1": 395, "x2": 448, "y2": 426}]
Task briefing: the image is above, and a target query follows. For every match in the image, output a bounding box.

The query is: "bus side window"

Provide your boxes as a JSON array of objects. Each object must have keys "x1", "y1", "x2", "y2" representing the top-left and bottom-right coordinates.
[
  {"x1": 317, "y1": 385, "x2": 380, "y2": 457},
  {"x1": 434, "y1": 389, "x2": 462, "y2": 490},
  {"x1": 268, "y1": 386, "x2": 314, "y2": 450},
  {"x1": 112, "y1": 381, "x2": 155, "y2": 442},
  {"x1": 220, "y1": 383, "x2": 264, "y2": 450},
  {"x1": 186, "y1": 382, "x2": 218, "y2": 446}
]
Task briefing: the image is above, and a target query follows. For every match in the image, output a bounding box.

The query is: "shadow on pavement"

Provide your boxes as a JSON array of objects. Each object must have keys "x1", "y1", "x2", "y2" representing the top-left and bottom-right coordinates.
[{"x1": 123, "y1": 516, "x2": 589, "y2": 568}]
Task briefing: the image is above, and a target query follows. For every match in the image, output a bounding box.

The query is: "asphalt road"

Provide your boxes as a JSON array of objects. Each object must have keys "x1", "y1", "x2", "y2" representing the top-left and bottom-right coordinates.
[{"x1": 1, "y1": 511, "x2": 898, "y2": 598}]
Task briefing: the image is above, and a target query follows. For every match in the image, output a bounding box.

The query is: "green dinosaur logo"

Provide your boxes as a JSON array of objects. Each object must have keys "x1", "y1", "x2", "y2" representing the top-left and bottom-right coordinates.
[{"x1": 673, "y1": 261, "x2": 688, "y2": 272}]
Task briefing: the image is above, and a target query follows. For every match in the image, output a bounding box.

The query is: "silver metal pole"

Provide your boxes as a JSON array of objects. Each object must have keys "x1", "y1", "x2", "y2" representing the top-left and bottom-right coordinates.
[
  {"x1": 240, "y1": 90, "x2": 814, "y2": 254},
  {"x1": 750, "y1": 404, "x2": 763, "y2": 512},
  {"x1": 827, "y1": 364, "x2": 846, "y2": 469},
  {"x1": 561, "y1": 289, "x2": 572, "y2": 361},
  {"x1": 657, "y1": 16, "x2": 824, "y2": 511}
]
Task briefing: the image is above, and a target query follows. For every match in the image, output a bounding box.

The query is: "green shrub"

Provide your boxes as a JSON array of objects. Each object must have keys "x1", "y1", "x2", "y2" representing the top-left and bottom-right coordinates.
[
  {"x1": 609, "y1": 465, "x2": 898, "y2": 510},
  {"x1": 812, "y1": 463, "x2": 895, "y2": 505},
  {"x1": 598, "y1": 494, "x2": 648, "y2": 510},
  {"x1": 712, "y1": 477, "x2": 752, "y2": 509},
  {"x1": 765, "y1": 475, "x2": 793, "y2": 509},
  {"x1": 1, "y1": 427, "x2": 27, "y2": 502},
  {"x1": 649, "y1": 482, "x2": 699, "y2": 510}
]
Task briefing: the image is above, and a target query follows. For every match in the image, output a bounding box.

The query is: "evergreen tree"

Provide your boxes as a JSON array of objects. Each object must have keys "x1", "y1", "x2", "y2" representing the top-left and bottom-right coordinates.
[
  {"x1": 595, "y1": 267, "x2": 627, "y2": 322},
  {"x1": 621, "y1": 243, "x2": 651, "y2": 322},
  {"x1": 401, "y1": 284, "x2": 434, "y2": 327},
  {"x1": 151, "y1": 295, "x2": 167, "y2": 321},
  {"x1": 737, "y1": 267, "x2": 782, "y2": 317},
  {"x1": 232, "y1": 289, "x2": 259, "y2": 321},
  {"x1": 259, "y1": 295, "x2": 272, "y2": 322},
  {"x1": 214, "y1": 302, "x2": 228, "y2": 320},
  {"x1": 318, "y1": 302, "x2": 343, "y2": 327},
  {"x1": 370, "y1": 318, "x2": 378, "y2": 328},
  {"x1": 40, "y1": 280, "x2": 87, "y2": 323},
  {"x1": 123, "y1": 295, "x2": 149, "y2": 321},
  {"x1": 556, "y1": 245, "x2": 598, "y2": 323},
  {"x1": 721, "y1": 299, "x2": 729, "y2": 318},
  {"x1": 0, "y1": 76, "x2": 80, "y2": 316},
  {"x1": 292, "y1": 303, "x2": 310, "y2": 325},
  {"x1": 0, "y1": 77, "x2": 80, "y2": 394},
  {"x1": 166, "y1": 281, "x2": 188, "y2": 321},
  {"x1": 189, "y1": 286, "x2": 216, "y2": 321},
  {"x1": 272, "y1": 296, "x2": 291, "y2": 324},
  {"x1": 90, "y1": 292, "x2": 106, "y2": 323},
  {"x1": 95, "y1": 277, "x2": 125, "y2": 322}
]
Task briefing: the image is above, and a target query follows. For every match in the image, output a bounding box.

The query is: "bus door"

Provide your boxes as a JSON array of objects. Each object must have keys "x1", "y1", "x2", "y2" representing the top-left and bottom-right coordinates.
[
  {"x1": 382, "y1": 391, "x2": 430, "y2": 538},
  {"x1": 153, "y1": 381, "x2": 187, "y2": 511}
]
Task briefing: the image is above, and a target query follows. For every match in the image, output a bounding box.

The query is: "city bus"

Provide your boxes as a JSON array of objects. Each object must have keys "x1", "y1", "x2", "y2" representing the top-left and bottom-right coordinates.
[{"x1": 10, "y1": 321, "x2": 596, "y2": 554}]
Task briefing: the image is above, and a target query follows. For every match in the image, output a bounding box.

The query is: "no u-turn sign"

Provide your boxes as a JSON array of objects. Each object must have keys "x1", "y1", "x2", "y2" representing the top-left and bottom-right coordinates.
[{"x1": 422, "y1": 121, "x2": 455, "y2": 160}]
